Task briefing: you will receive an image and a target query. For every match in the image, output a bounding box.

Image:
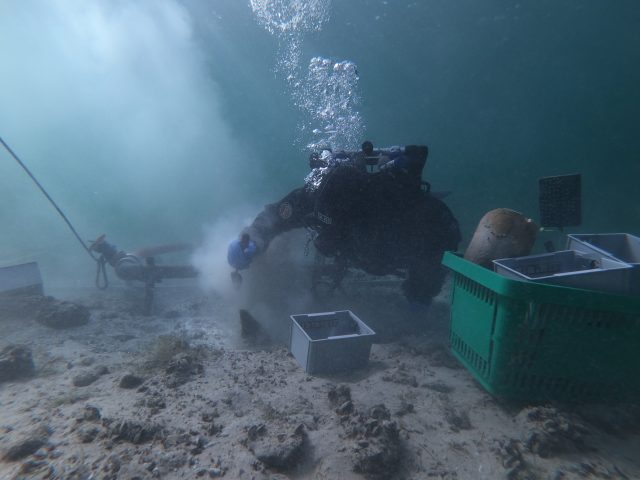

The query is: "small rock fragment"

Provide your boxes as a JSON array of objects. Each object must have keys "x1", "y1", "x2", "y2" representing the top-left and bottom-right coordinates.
[
  {"x1": 19, "y1": 459, "x2": 50, "y2": 475},
  {"x1": 82, "y1": 405, "x2": 102, "y2": 422},
  {"x1": 519, "y1": 406, "x2": 589, "y2": 458},
  {"x1": 36, "y1": 299, "x2": 90, "y2": 329},
  {"x1": 3, "y1": 437, "x2": 47, "y2": 461},
  {"x1": 165, "y1": 353, "x2": 204, "y2": 387},
  {"x1": 328, "y1": 385, "x2": 352, "y2": 407},
  {"x1": 77, "y1": 425, "x2": 100, "y2": 443},
  {"x1": 249, "y1": 424, "x2": 306, "y2": 471},
  {"x1": 0, "y1": 345, "x2": 35, "y2": 382},
  {"x1": 73, "y1": 371, "x2": 99, "y2": 387},
  {"x1": 352, "y1": 419, "x2": 401, "y2": 477},
  {"x1": 381, "y1": 368, "x2": 418, "y2": 387},
  {"x1": 106, "y1": 418, "x2": 163, "y2": 444},
  {"x1": 444, "y1": 405, "x2": 472, "y2": 432},
  {"x1": 119, "y1": 373, "x2": 144, "y2": 389},
  {"x1": 337, "y1": 400, "x2": 354, "y2": 416},
  {"x1": 208, "y1": 467, "x2": 223, "y2": 477},
  {"x1": 369, "y1": 404, "x2": 391, "y2": 420},
  {"x1": 423, "y1": 381, "x2": 454, "y2": 393},
  {"x1": 72, "y1": 366, "x2": 108, "y2": 387},
  {"x1": 395, "y1": 401, "x2": 414, "y2": 417}
]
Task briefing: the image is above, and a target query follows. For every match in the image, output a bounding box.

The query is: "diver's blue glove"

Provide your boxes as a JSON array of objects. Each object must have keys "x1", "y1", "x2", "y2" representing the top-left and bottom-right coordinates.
[{"x1": 227, "y1": 238, "x2": 257, "y2": 270}]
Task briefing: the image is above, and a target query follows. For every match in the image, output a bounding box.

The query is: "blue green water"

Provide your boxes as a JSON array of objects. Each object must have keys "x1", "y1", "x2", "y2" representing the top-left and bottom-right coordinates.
[{"x1": 1, "y1": 0, "x2": 639, "y2": 283}]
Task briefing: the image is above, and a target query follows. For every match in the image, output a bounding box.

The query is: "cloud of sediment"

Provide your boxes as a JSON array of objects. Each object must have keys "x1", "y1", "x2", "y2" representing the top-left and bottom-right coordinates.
[{"x1": 0, "y1": 0, "x2": 244, "y2": 282}]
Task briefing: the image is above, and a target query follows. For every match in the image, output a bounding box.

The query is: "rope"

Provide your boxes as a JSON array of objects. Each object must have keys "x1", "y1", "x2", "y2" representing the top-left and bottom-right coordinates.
[
  {"x1": 0, "y1": 135, "x2": 99, "y2": 262},
  {"x1": 95, "y1": 256, "x2": 109, "y2": 289}
]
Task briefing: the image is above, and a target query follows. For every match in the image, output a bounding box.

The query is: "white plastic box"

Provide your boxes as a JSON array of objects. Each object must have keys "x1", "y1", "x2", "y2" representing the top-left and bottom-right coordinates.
[
  {"x1": 567, "y1": 233, "x2": 640, "y2": 294},
  {"x1": 289, "y1": 310, "x2": 375, "y2": 375},
  {"x1": 567, "y1": 233, "x2": 640, "y2": 264},
  {"x1": 0, "y1": 262, "x2": 43, "y2": 297},
  {"x1": 493, "y1": 250, "x2": 632, "y2": 294}
]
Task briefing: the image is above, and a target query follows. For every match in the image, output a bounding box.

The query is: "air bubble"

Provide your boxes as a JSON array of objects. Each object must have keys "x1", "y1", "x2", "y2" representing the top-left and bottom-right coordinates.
[{"x1": 250, "y1": 0, "x2": 364, "y2": 153}]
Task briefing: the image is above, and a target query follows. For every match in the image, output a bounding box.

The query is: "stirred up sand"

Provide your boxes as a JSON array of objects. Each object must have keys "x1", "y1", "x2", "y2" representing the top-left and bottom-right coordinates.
[{"x1": 2, "y1": 241, "x2": 640, "y2": 480}]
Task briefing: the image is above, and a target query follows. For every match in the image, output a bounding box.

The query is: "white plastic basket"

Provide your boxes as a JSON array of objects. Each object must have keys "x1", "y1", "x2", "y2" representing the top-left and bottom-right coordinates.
[
  {"x1": 493, "y1": 250, "x2": 632, "y2": 294},
  {"x1": 289, "y1": 310, "x2": 375, "y2": 374}
]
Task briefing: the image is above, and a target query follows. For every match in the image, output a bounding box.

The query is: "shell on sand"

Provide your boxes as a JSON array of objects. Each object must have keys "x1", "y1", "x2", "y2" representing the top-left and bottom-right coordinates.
[{"x1": 464, "y1": 208, "x2": 538, "y2": 268}]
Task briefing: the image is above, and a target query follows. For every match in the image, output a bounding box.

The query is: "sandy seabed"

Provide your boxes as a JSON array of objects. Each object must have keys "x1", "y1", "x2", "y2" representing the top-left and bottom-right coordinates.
[{"x1": 2, "y1": 269, "x2": 640, "y2": 480}]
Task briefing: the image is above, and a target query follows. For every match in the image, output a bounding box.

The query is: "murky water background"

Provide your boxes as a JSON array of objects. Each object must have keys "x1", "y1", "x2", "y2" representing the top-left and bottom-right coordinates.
[{"x1": 1, "y1": 0, "x2": 639, "y2": 289}]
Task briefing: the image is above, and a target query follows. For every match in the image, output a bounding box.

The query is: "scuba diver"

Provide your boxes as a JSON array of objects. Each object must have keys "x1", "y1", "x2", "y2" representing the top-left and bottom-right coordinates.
[{"x1": 227, "y1": 141, "x2": 461, "y2": 304}]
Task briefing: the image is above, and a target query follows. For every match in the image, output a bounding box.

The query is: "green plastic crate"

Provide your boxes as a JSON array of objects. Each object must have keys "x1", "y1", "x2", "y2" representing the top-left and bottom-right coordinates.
[{"x1": 442, "y1": 252, "x2": 640, "y2": 402}]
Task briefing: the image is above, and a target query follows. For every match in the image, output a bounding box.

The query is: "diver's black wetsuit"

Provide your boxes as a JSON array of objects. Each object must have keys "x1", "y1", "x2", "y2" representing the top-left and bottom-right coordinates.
[{"x1": 241, "y1": 146, "x2": 461, "y2": 303}]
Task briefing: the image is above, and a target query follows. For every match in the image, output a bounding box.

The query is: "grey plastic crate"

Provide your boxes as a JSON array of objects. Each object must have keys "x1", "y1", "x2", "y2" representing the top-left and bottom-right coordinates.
[
  {"x1": 0, "y1": 262, "x2": 43, "y2": 296},
  {"x1": 289, "y1": 310, "x2": 375, "y2": 375},
  {"x1": 567, "y1": 233, "x2": 640, "y2": 294},
  {"x1": 567, "y1": 234, "x2": 640, "y2": 263},
  {"x1": 493, "y1": 250, "x2": 632, "y2": 294}
]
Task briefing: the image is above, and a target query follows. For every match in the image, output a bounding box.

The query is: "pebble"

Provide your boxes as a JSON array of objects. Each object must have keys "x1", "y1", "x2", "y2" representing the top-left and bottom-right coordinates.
[
  {"x1": 72, "y1": 372, "x2": 99, "y2": 387},
  {"x1": 19, "y1": 459, "x2": 49, "y2": 474},
  {"x1": 77, "y1": 425, "x2": 100, "y2": 443},
  {"x1": 337, "y1": 400, "x2": 354, "y2": 415},
  {"x1": 36, "y1": 299, "x2": 90, "y2": 329},
  {"x1": 83, "y1": 405, "x2": 102, "y2": 422},
  {"x1": 72, "y1": 366, "x2": 108, "y2": 387},
  {"x1": 32, "y1": 448, "x2": 48, "y2": 459},
  {"x1": 3, "y1": 436, "x2": 46, "y2": 461},
  {"x1": 0, "y1": 345, "x2": 35, "y2": 382},
  {"x1": 48, "y1": 449, "x2": 63, "y2": 459},
  {"x1": 119, "y1": 373, "x2": 144, "y2": 389}
]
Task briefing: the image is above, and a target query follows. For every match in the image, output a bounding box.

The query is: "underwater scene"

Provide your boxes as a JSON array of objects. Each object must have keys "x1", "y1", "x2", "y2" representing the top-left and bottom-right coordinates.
[{"x1": 1, "y1": 1, "x2": 640, "y2": 479}]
